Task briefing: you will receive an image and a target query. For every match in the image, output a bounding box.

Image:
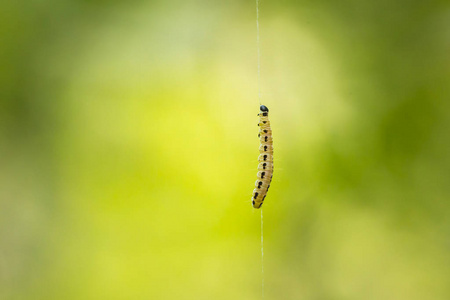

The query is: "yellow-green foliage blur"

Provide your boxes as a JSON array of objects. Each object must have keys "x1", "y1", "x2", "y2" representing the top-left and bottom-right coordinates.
[{"x1": 1, "y1": 0, "x2": 450, "y2": 299}]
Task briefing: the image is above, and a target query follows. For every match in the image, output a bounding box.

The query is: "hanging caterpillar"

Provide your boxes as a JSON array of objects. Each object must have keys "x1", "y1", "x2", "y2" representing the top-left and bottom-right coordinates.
[{"x1": 252, "y1": 105, "x2": 273, "y2": 209}]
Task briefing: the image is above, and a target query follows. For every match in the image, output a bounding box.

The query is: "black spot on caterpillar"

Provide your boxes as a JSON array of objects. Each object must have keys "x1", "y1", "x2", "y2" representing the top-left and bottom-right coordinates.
[{"x1": 251, "y1": 105, "x2": 273, "y2": 209}]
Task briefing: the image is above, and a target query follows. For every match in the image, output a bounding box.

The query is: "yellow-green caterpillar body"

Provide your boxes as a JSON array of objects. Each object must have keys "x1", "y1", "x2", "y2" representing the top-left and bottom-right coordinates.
[{"x1": 252, "y1": 105, "x2": 273, "y2": 209}]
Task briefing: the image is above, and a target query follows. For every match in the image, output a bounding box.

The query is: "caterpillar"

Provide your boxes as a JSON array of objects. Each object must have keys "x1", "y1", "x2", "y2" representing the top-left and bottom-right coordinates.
[{"x1": 252, "y1": 105, "x2": 273, "y2": 209}]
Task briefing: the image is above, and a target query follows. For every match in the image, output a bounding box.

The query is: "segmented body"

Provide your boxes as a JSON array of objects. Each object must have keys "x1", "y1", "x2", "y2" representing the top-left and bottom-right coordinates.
[{"x1": 252, "y1": 105, "x2": 273, "y2": 209}]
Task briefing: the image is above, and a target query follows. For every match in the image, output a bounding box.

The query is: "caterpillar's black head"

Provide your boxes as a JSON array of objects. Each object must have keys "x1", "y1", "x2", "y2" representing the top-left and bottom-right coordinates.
[{"x1": 260, "y1": 105, "x2": 269, "y2": 112}]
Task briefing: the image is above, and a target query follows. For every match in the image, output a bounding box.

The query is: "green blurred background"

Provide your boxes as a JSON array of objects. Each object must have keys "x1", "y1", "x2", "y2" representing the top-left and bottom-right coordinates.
[{"x1": 1, "y1": 0, "x2": 450, "y2": 299}]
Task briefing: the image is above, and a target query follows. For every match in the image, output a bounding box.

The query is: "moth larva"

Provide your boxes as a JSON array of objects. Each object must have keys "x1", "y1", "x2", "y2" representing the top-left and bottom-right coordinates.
[{"x1": 252, "y1": 105, "x2": 273, "y2": 209}]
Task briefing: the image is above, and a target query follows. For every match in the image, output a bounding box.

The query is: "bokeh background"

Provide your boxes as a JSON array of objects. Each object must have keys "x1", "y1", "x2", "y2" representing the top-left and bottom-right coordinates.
[{"x1": 1, "y1": 0, "x2": 450, "y2": 299}]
